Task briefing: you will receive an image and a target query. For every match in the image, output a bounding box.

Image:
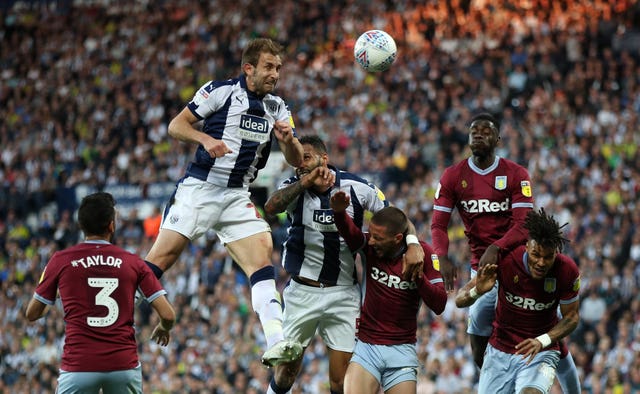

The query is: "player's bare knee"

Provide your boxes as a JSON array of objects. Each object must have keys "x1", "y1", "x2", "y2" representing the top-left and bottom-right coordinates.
[{"x1": 328, "y1": 377, "x2": 344, "y2": 393}]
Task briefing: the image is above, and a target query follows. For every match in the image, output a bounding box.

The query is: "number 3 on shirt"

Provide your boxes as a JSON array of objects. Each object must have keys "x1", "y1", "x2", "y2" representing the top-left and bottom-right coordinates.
[{"x1": 87, "y1": 277, "x2": 119, "y2": 327}]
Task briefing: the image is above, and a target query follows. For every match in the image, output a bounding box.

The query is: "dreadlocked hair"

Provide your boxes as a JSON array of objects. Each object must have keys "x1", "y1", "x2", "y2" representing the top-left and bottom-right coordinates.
[{"x1": 525, "y1": 207, "x2": 570, "y2": 252}]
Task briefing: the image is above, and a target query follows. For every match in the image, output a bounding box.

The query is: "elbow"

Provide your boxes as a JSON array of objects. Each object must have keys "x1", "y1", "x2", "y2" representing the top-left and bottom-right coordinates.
[
  {"x1": 25, "y1": 310, "x2": 40, "y2": 322},
  {"x1": 167, "y1": 121, "x2": 179, "y2": 139},
  {"x1": 432, "y1": 291, "x2": 448, "y2": 315},
  {"x1": 432, "y1": 299, "x2": 447, "y2": 315},
  {"x1": 263, "y1": 201, "x2": 277, "y2": 217},
  {"x1": 568, "y1": 313, "x2": 580, "y2": 333}
]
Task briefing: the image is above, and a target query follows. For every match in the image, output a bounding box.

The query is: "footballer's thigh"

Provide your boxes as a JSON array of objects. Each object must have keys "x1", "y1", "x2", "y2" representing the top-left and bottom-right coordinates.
[
  {"x1": 225, "y1": 232, "x2": 273, "y2": 276},
  {"x1": 147, "y1": 176, "x2": 221, "y2": 271},
  {"x1": 386, "y1": 380, "x2": 416, "y2": 394},
  {"x1": 344, "y1": 362, "x2": 380, "y2": 394},
  {"x1": 145, "y1": 228, "x2": 190, "y2": 271},
  {"x1": 214, "y1": 187, "x2": 273, "y2": 276}
]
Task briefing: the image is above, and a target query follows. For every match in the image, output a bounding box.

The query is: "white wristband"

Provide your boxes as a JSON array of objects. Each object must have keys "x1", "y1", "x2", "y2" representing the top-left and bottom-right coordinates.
[
  {"x1": 405, "y1": 234, "x2": 420, "y2": 245},
  {"x1": 469, "y1": 286, "x2": 480, "y2": 300},
  {"x1": 535, "y1": 333, "x2": 552, "y2": 348}
]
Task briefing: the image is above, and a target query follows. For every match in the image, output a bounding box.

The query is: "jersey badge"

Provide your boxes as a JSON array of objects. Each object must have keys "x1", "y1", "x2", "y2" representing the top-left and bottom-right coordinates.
[
  {"x1": 544, "y1": 278, "x2": 556, "y2": 293},
  {"x1": 431, "y1": 254, "x2": 440, "y2": 271},
  {"x1": 197, "y1": 87, "x2": 209, "y2": 99},
  {"x1": 521, "y1": 180, "x2": 532, "y2": 197},
  {"x1": 495, "y1": 176, "x2": 507, "y2": 190},
  {"x1": 461, "y1": 180, "x2": 468, "y2": 189},
  {"x1": 513, "y1": 275, "x2": 519, "y2": 284},
  {"x1": 573, "y1": 276, "x2": 581, "y2": 292},
  {"x1": 263, "y1": 99, "x2": 281, "y2": 116}
]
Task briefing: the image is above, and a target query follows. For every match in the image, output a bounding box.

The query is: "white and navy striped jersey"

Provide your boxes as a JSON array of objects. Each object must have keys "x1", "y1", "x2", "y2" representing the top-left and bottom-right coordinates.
[
  {"x1": 280, "y1": 165, "x2": 388, "y2": 286},
  {"x1": 185, "y1": 75, "x2": 296, "y2": 189}
]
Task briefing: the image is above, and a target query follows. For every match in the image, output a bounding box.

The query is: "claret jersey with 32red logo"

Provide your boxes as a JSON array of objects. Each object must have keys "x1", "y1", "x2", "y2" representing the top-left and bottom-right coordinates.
[{"x1": 433, "y1": 156, "x2": 534, "y2": 268}]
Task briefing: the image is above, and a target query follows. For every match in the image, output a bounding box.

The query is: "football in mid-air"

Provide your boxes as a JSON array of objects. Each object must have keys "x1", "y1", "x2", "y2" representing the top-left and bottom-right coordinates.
[{"x1": 353, "y1": 30, "x2": 397, "y2": 72}]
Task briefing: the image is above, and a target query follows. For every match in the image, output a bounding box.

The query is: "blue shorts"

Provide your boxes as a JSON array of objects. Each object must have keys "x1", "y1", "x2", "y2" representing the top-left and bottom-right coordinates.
[
  {"x1": 479, "y1": 344, "x2": 560, "y2": 393},
  {"x1": 467, "y1": 269, "x2": 497, "y2": 337},
  {"x1": 57, "y1": 364, "x2": 142, "y2": 394},
  {"x1": 350, "y1": 340, "x2": 418, "y2": 392}
]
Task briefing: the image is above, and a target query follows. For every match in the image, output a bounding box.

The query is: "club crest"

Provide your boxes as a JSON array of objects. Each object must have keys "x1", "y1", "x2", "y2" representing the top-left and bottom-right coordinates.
[{"x1": 544, "y1": 278, "x2": 556, "y2": 293}]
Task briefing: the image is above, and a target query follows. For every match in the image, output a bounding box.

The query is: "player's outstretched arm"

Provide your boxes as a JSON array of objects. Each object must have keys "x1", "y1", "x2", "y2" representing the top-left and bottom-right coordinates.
[
  {"x1": 331, "y1": 191, "x2": 367, "y2": 252},
  {"x1": 455, "y1": 263, "x2": 497, "y2": 308},
  {"x1": 478, "y1": 244, "x2": 500, "y2": 268}
]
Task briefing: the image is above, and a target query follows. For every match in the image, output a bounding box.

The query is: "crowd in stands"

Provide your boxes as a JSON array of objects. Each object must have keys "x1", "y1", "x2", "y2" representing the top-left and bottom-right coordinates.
[{"x1": 1, "y1": 0, "x2": 640, "y2": 392}]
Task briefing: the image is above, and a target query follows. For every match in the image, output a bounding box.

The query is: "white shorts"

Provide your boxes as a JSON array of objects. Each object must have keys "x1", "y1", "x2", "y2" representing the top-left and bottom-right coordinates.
[
  {"x1": 161, "y1": 177, "x2": 270, "y2": 244},
  {"x1": 282, "y1": 280, "x2": 360, "y2": 352}
]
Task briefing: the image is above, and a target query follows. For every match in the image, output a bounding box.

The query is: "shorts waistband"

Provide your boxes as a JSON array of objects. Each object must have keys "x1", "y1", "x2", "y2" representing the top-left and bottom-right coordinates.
[{"x1": 291, "y1": 276, "x2": 335, "y2": 288}]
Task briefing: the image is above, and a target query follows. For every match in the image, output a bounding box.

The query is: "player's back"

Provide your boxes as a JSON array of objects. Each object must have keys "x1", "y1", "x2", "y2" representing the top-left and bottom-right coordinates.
[{"x1": 48, "y1": 242, "x2": 148, "y2": 371}]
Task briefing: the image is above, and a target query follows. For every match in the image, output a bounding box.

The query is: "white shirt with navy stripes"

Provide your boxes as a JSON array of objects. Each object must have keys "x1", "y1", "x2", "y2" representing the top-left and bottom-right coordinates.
[
  {"x1": 279, "y1": 165, "x2": 388, "y2": 286},
  {"x1": 185, "y1": 75, "x2": 296, "y2": 189}
]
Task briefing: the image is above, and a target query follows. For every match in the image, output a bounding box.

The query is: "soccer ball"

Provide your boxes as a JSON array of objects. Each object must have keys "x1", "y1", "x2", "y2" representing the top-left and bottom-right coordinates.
[{"x1": 353, "y1": 30, "x2": 397, "y2": 72}]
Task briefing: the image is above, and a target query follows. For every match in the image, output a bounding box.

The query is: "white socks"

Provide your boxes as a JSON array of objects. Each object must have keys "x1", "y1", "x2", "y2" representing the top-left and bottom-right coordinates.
[{"x1": 251, "y1": 279, "x2": 285, "y2": 349}]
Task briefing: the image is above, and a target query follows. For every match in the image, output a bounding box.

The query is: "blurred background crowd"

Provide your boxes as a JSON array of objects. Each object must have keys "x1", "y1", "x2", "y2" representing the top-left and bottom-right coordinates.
[{"x1": 1, "y1": 0, "x2": 640, "y2": 393}]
